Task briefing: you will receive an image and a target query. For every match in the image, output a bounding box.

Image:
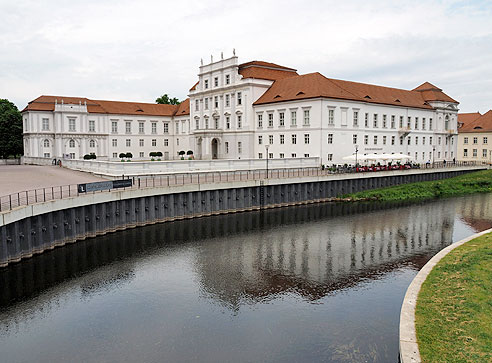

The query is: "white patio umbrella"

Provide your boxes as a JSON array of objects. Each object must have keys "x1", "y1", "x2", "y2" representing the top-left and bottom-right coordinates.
[{"x1": 342, "y1": 154, "x2": 357, "y2": 162}]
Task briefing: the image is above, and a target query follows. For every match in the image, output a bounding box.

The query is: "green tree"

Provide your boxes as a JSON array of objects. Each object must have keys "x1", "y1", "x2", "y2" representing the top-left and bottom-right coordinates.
[
  {"x1": 155, "y1": 94, "x2": 181, "y2": 105},
  {"x1": 0, "y1": 99, "x2": 23, "y2": 158}
]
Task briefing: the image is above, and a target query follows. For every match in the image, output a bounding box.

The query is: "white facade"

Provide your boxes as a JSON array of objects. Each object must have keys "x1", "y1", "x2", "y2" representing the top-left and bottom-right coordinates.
[{"x1": 22, "y1": 53, "x2": 459, "y2": 165}]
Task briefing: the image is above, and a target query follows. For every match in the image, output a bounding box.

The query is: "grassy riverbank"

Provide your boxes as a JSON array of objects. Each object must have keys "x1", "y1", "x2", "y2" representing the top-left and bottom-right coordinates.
[
  {"x1": 343, "y1": 169, "x2": 492, "y2": 202},
  {"x1": 415, "y1": 232, "x2": 492, "y2": 362}
]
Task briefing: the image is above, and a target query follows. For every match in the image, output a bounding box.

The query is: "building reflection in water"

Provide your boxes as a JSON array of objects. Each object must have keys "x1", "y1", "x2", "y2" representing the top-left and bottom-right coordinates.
[{"x1": 1, "y1": 194, "x2": 491, "y2": 319}]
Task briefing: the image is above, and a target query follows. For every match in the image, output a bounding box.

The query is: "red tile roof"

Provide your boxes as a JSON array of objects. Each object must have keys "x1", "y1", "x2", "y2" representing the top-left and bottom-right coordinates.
[
  {"x1": 459, "y1": 110, "x2": 492, "y2": 133},
  {"x1": 458, "y1": 112, "x2": 482, "y2": 128},
  {"x1": 174, "y1": 98, "x2": 190, "y2": 116},
  {"x1": 239, "y1": 60, "x2": 298, "y2": 81},
  {"x1": 412, "y1": 82, "x2": 458, "y2": 103},
  {"x1": 23, "y1": 95, "x2": 190, "y2": 117},
  {"x1": 254, "y1": 73, "x2": 458, "y2": 109}
]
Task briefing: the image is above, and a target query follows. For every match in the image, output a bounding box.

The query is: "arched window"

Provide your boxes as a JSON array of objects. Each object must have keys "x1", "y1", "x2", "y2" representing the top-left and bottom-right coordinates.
[
  {"x1": 43, "y1": 139, "x2": 50, "y2": 147},
  {"x1": 89, "y1": 140, "x2": 95, "y2": 148},
  {"x1": 69, "y1": 139, "x2": 75, "y2": 148}
]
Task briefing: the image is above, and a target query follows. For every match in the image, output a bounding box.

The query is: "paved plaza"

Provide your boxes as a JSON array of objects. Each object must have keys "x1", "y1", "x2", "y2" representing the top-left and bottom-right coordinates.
[{"x1": 0, "y1": 165, "x2": 107, "y2": 196}]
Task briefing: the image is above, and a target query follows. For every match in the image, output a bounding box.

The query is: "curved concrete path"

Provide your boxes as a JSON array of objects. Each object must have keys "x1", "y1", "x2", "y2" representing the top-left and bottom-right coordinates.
[{"x1": 399, "y1": 227, "x2": 492, "y2": 362}]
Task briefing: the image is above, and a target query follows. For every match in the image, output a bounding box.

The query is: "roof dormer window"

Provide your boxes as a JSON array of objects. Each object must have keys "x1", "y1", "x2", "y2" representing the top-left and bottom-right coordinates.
[{"x1": 296, "y1": 91, "x2": 305, "y2": 96}]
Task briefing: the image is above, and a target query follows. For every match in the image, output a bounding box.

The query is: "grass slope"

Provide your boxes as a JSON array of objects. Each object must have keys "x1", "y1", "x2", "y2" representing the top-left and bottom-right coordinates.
[
  {"x1": 415, "y1": 232, "x2": 492, "y2": 362},
  {"x1": 344, "y1": 169, "x2": 492, "y2": 202}
]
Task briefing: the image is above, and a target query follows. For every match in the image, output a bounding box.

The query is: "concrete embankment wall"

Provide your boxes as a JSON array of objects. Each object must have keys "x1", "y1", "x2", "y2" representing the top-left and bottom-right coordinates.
[{"x1": 0, "y1": 167, "x2": 483, "y2": 268}]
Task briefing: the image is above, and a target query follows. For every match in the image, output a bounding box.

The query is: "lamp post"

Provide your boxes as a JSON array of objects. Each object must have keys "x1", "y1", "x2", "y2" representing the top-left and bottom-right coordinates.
[
  {"x1": 265, "y1": 144, "x2": 270, "y2": 179},
  {"x1": 432, "y1": 146, "x2": 436, "y2": 167},
  {"x1": 355, "y1": 144, "x2": 359, "y2": 170}
]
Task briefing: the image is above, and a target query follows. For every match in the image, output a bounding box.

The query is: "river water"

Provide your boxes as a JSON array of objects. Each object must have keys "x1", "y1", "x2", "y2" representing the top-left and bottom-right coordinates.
[{"x1": 1, "y1": 194, "x2": 491, "y2": 363}]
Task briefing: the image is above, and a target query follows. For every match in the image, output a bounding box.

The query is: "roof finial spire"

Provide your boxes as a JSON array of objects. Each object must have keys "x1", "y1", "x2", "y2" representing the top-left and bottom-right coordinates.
[
  {"x1": 221, "y1": 51, "x2": 223, "y2": 60},
  {"x1": 200, "y1": 58, "x2": 203, "y2": 66},
  {"x1": 233, "y1": 48, "x2": 236, "y2": 56},
  {"x1": 211, "y1": 54, "x2": 213, "y2": 63}
]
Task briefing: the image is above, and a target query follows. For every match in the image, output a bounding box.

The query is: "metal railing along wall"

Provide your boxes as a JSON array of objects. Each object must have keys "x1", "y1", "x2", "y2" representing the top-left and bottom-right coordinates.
[{"x1": 0, "y1": 162, "x2": 484, "y2": 212}]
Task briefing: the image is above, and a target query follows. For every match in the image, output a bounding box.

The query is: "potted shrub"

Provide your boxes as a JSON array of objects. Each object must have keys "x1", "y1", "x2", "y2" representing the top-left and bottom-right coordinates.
[
  {"x1": 119, "y1": 152, "x2": 126, "y2": 162},
  {"x1": 149, "y1": 151, "x2": 156, "y2": 161},
  {"x1": 178, "y1": 150, "x2": 185, "y2": 160},
  {"x1": 125, "y1": 152, "x2": 133, "y2": 162},
  {"x1": 156, "y1": 151, "x2": 163, "y2": 161},
  {"x1": 83, "y1": 154, "x2": 91, "y2": 160},
  {"x1": 187, "y1": 150, "x2": 194, "y2": 160}
]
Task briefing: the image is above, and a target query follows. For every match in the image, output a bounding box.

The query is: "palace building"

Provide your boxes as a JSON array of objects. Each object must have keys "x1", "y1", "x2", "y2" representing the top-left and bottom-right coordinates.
[
  {"x1": 22, "y1": 52, "x2": 460, "y2": 165},
  {"x1": 457, "y1": 110, "x2": 492, "y2": 163}
]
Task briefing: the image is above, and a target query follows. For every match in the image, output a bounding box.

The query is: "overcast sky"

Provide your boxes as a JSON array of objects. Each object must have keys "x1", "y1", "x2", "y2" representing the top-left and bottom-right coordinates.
[{"x1": 1, "y1": 0, "x2": 491, "y2": 113}]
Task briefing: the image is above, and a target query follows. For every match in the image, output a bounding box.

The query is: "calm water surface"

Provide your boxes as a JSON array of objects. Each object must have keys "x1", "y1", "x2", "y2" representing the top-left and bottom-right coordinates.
[{"x1": 1, "y1": 194, "x2": 492, "y2": 363}]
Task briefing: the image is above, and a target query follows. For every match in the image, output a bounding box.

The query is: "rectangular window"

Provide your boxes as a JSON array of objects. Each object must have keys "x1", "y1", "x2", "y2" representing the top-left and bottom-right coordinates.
[
  {"x1": 464, "y1": 149, "x2": 468, "y2": 157},
  {"x1": 373, "y1": 114, "x2": 378, "y2": 128},
  {"x1": 391, "y1": 136, "x2": 395, "y2": 145},
  {"x1": 195, "y1": 119, "x2": 199, "y2": 130},
  {"x1": 383, "y1": 135, "x2": 387, "y2": 145},
  {"x1": 113, "y1": 152, "x2": 117, "y2": 158},
  {"x1": 438, "y1": 137, "x2": 441, "y2": 145},
  {"x1": 139, "y1": 152, "x2": 144, "y2": 158},
  {"x1": 483, "y1": 137, "x2": 488, "y2": 144},
  {"x1": 399, "y1": 116, "x2": 404, "y2": 128},
  {"x1": 291, "y1": 111, "x2": 297, "y2": 126},
  {"x1": 164, "y1": 139, "x2": 169, "y2": 146},
  {"x1": 279, "y1": 153, "x2": 284, "y2": 159},
  {"x1": 292, "y1": 134, "x2": 297, "y2": 144},
  {"x1": 408, "y1": 137, "x2": 411, "y2": 145},
  {"x1": 237, "y1": 115, "x2": 242, "y2": 129},
  {"x1": 429, "y1": 118, "x2": 433, "y2": 130},
  {"x1": 304, "y1": 153, "x2": 310, "y2": 158},
  {"x1": 225, "y1": 142, "x2": 229, "y2": 154},
  {"x1": 257, "y1": 114, "x2": 263, "y2": 128},
  {"x1": 473, "y1": 149, "x2": 477, "y2": 157},
  {"x1": 430, "y1": 137, "x2": 433, "y2": 145},
  {"x1": 237, "y1": 92, "x2": 242, "y2": 105},
  {"x1": 280, "y1": 134, "x2": 285, "y2": 144},
  {"x1": 214, "y1": 77, "x2": 218, "y2": 87},
  {"x1": 214, "y1": 96, "x2": 218, "y2": 108},
  {"x1": 237, "y1": 142, "x2": 242, "y2": 154},
  {"x1": 215, "y1": 119, "x2": 219, "y2": 129},
  {"x1": 205, "y1": 119, "x2": 209, "y2": 129},
  {"x1": 43, "y1": 152, "x2": 50, "y2": 158},
  {"x1": 382, "y1": 115, "x2": 387, "y2": 128},
  {"x1": 126, "y1": 139, "x2": 131, "y2": 147},
  {"x1": 328, "y1": 109, "x2": 334, "y2": 125},
  {"x1": 125, "y1": 121, "x2": 131, "y2": 134},
  {"x1": 353, "y1": 111, "x2": 359, "y2": 126},
  {"x1": 415, "y1": 117, "x2": 419, "y2": 129},
  {"x1": 69, "y1": 118, "x2": 76, "y2": 132},
  {"x1": 226, "y1": 116, "x2": 230, "y2": 129},
  {"x1": 353, "y1": 134, "x2": 357, "y2": 144},
  {"x1": 139, "y1": 139, "x2": 144, "y2": 147},
  {"x1": 365, "y1": 113, "x2": 369, "y2": 127},
  {"x1": 464, "y1": 137, "x2": 468, "y2": 144},
  {"x1": 364, "y1": 135, "x2": 368, "y2": 145},
  {"x1": 195, "y1": 100, "x2": 199, "y2": 111},
  {"x1": 374, "y1": 135, "x2": 378, "y2": 144},
  {"x1": 291, "y1": 153, "x2": 297, "y2": 158},
  {"x1": 400, "y1": 137, "x2": 404, "y2": 145},
  {"x1": 327, "y1": 154, "x2": 333, "y2": 161},
  {"x1": 225, "y1": 94, "x2": 230, "y2": 107},
  {"x1": 204, "y1": 80, "x2": 208, "y2": 89},
  {"x1": 473, "y1": 137, "x2": 478, "y2": 144},
  {"x1": 111, "y1": 121, "x2": 118, "y2": 134},
  {"x1": 112, "y1": 139, "x2": 117, "y2": 147},
  {"x1": 483, "y1": 149, "x2": 488, "y2": 157},
  {"x1": 42, "y1": 118, "x2": 49, "y2": 131},
  {"x1": 205, "y1": 98, "x2": 209, "y2": 110},
  {"x1": 139, "y1": 122, "x2": 144, "y2": 134},
  {"x1": 225, "y1": 74, "x2": 230, "y2": 85},
  {"x1": 304, "y1": 134, "x2": 310, "y2": 144},
  {"x1": 163, "y1": 122, "x2": 168, "y2": 134},
  {"x1": 303, "y1": 110, "x2": 310, "y2": 125},
  {"x1": 269, "y1": 135, "x2": 274, "y2": 144},
  {"x1": 152, "y1": 122, "x2": 157, "y2": 134},
  {"x1": 269, "y1": 153, "x2": 274, "y2": 159},
  {"x1": 422, "y1": 118, "x2": 426, "y2": 130},
  {"x1": 258, "y1": 135, "x2": 263, "y2": 145},
  {"x1": 258, "y1": 152, "x2": 263, "y2": 159},
  {"x1": 152, "y1": 139, "x2": 156, "y2": 147},
  {"x1": 327, "y1": 133, "x2": 333, "y2": 144},
  {"x1": 407, "y1": 117, "x2": 411, "y2": 128},
  {"x1": 415, "y1": 136, "x2": 418, "y2": 145},
  {"x1": 391, "y1": 115, "x2": 395, "y2": 129},
  {"x1": 268, "y1": 113, "x2": 274, "y2": 127},
  {"x1": 423, "y1": 136, "x2": 426, "y2": 145},
  {"x1": 279, "y1": 112, "x2": 285, "y2": 126}
]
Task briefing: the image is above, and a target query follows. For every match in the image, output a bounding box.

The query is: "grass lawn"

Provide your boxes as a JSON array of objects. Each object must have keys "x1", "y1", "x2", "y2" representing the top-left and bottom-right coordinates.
[
  {"x1": 415, "y1": 232, "x2": 492, "y2": 362},
  {"x1": 343, "y1": 169, "x2": 492, "y2": 202}
]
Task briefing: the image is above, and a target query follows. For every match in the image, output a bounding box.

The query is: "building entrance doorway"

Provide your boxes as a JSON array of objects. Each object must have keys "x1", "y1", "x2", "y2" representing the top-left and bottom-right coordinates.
[{"x1": 211, "y1": 138, "x2": 218, "y2": 159}]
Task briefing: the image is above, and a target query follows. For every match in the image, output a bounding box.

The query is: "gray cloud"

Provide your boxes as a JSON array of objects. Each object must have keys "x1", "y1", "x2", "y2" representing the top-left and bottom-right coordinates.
[{"x1": 1, "y1": 0, "x2": 491, "y2": 113}]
